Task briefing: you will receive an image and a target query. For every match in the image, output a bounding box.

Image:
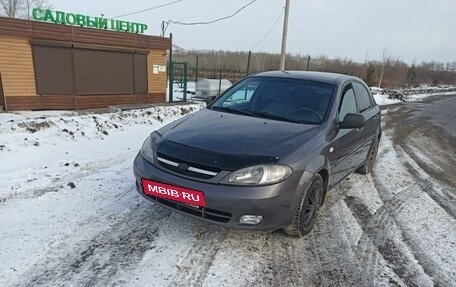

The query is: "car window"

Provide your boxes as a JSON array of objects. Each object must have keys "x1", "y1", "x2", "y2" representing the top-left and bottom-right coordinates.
[
  {"x1": 353, "y1": 82, "x2": 372, "y2": 113},
  {"x1": 339, "y1": 86, "x2": 357, "y2": 121},
  {"x1": 211, "y1": 77, "x2": 335, "y2": 124}
]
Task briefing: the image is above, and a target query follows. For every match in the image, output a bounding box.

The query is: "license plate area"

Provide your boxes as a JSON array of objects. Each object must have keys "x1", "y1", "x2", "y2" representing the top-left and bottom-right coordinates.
[{"x1": 141, "y1": 179, "x2": 206, "y2": 207}]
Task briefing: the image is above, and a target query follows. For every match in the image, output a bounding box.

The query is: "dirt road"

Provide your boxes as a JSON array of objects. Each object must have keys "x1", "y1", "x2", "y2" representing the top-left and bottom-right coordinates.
[{"x1": 0, "y1": 96, "x2": 455, "y2": 287}]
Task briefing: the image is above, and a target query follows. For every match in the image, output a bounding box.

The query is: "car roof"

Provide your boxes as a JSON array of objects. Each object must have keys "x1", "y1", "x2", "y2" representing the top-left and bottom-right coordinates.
[{"x1": 252, "y1": 71, "x2": 357, "y2": 85}]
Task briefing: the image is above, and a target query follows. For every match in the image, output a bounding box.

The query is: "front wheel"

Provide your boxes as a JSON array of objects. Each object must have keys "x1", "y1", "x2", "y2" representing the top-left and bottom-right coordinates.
[{"x1": 283, "y1": 175, "x2": 323, "y2": 237}]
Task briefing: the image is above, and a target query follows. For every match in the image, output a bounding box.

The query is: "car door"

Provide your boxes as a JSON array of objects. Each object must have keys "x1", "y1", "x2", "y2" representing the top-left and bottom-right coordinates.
[
  {"x1": 328, "y1": 83, "x2": 365, "y2": 186},
  {"x1": 352, "y1": 81, "x2": 380, "y2": 161}
]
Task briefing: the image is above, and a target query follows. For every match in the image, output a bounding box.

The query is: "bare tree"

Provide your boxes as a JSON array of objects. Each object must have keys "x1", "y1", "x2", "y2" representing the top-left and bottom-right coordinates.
[
  {"x1": 0, "y1": 0, "x2": 22, "y2": 18},
  {"x1": 0, "y1": 0, "x2": 52, "y2": 19},
  {"x1": 172, "y1": 49, "x2": 456, "y2": 87},
  {"x1": 22, "y1": 0, "x2": 53, "y2": 19},
  {"x1": 377, "y1": 47, "x2": 390, "y2": 88}
]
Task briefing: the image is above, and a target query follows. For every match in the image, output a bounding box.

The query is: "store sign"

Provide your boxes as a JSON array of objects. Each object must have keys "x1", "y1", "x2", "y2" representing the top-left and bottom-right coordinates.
[{"x1": 32, "y1": 8, "x2": 148, "y2": 34}]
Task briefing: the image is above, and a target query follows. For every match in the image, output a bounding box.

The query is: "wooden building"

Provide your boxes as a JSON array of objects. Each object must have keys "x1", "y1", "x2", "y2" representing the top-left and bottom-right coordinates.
[{"x1": 0, "y1": 16, "x2": 170, "y2": 111}]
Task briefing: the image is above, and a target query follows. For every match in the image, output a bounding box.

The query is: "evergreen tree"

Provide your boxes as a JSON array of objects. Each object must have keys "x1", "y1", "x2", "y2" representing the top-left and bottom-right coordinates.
[
  {"x1": 407, "y1": 64, "x2": 419, "y2": 87},
  {"x1": 363, "y1": 63, "x2": 377, "y2": 87}
]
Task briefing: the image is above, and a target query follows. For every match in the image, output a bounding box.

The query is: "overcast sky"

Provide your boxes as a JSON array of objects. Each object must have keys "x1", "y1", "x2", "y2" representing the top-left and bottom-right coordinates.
[{"x1": 52, "y1": 0, "x2": 455, "y2": 64}]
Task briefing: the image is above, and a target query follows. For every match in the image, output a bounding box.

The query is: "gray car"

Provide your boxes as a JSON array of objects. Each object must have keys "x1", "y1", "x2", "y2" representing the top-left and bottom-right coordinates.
[{"x1": 133, "y1": 71, "x2": 381, "y2": 237}]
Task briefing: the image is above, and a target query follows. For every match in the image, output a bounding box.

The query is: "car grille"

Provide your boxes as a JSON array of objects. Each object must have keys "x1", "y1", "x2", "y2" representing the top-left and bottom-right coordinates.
[
  {"x1": 156, "y1": 153, "x2": 221, "y2": 179},
  {"x1": 146, "y1": 194, "x2": 232, "y2": 223}
]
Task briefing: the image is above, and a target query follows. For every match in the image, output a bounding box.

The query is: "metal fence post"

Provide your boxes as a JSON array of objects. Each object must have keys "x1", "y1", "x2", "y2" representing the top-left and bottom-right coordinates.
[
  {"x1": 169, "y1": 33, "x2": 173, "y2": 103},
  {"x1": 183, "y1": 63, "x2": 188, "y2": 101},
  {"x1": 195, "y1": 55, "x2": 199, "y2": 83},
  {"x1": 306, "y1": 55, "x2": 311, "y2": 71},
  {"x1": 218, "y1": 69, "x2": 222, "y2": 96}
]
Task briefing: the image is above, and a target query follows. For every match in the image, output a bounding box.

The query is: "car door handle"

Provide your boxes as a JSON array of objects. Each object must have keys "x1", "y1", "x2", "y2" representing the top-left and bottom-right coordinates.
[{"x1": 356, "y1": 127, "x2": 364, "y2": 132}]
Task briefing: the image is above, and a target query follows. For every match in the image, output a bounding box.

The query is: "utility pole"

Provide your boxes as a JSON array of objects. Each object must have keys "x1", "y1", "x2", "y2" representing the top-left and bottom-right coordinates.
[
  {"x1": 279, "y1": 0, "x2": 291, "y2": 71},
  {"x1": 246, "y1": 51, "x2": 252, "y2": 76}
]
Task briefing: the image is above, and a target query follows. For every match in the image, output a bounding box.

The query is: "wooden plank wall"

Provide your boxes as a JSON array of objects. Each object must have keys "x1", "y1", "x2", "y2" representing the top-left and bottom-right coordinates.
[
  {"x1": 0, "y1": 36, "x2": 37, "y2": 97},
  {"x1": 148, "y1": 50, "x2": 167, "y2": 93},
  {"x1": 0, "y1": 16, "x2": 171, "y2": 111},
  {"x1": 0, "y1": 17, "x2": 171, "y2": 50}
]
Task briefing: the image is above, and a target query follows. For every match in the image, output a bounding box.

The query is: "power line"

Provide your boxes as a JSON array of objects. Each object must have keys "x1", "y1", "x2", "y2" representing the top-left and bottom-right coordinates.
[
  {"x1": 178, "y1": 0, "x2": 241, "y2": 21},
  {"x1": 166, "y1": 0, "x2": 257, "y2": 26},
  {"x1": 112, "y1": 0, "x2": 183, "y2": 19},
  {"x1": 250, "y1": 8, "x2": 284, "y2": 51}
]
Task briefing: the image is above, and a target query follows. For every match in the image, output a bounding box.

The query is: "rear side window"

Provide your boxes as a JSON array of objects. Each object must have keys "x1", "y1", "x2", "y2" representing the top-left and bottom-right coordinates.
[
  {"x1": 339, "y1": 86, "x2": 357, "y2": 121},
  {"x1": 353, "y1": 82, "x2": 372, "y2": 113}
]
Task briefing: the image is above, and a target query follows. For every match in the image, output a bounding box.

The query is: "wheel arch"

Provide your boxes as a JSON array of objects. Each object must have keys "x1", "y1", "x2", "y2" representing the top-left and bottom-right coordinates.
[
  {"x1": 302, "y1": 155, "x2": 331, "y2": 206},
  {"x1": 315, "y1": 168, "x2": 329, "y2": 205}
]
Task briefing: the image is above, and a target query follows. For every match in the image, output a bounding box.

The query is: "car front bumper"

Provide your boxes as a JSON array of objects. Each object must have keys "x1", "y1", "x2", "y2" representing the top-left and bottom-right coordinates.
[{"x1": 133, "y1": 152, "x2": 310, "y2": 231}]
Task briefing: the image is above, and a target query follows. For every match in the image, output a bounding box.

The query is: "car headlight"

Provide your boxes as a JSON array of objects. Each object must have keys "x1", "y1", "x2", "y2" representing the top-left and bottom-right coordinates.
[
  {"x1": 220, "y1": 164, "x2": 292, "y2": 185},
  {"x1": 140, "y1": 132, "x2": 160, "y2": 162}
]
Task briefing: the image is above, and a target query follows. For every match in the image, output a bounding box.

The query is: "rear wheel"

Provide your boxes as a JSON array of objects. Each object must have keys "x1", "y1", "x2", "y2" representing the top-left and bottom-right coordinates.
[
  {"x1": 283, "y1": 175, "x2": 323, "y2": 237},
  {"x1": 357, "y1": 138, "x2": 379, "y2": 174}
]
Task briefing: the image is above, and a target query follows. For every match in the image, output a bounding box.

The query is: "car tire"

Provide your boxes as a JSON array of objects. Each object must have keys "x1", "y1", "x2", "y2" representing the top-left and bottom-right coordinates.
[
  {"x1": 283, "y1": 174, "x2": 323, "y2": 237},
  {"x1": 357, "y1": 137, "x2": 379, "y2": 175}
]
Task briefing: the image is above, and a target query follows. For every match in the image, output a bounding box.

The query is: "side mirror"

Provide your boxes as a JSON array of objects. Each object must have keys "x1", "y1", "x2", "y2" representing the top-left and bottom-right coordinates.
[
  {"x1": 339, "y1": 113, "x2": 366, "y2": 129},
  {"x1": 205, "y1": 96, "x2": 217, "y2": 106}
]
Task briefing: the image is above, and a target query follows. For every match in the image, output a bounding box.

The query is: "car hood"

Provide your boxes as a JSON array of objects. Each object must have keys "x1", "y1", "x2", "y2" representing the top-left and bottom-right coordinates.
[{"x1": 156, "y1": 109, "x2": 320, "y2": 169}]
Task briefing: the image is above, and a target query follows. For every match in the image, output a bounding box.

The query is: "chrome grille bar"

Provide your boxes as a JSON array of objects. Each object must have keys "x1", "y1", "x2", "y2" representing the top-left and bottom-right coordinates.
[{"x1": 157, "y1": 156, "x2": 218, "y2": 176}]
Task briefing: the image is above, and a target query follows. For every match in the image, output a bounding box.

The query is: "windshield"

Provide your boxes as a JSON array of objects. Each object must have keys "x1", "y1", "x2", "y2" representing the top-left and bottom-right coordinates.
[{"x1": 210, "y1": 77, "x2": 335, "y2": 124}]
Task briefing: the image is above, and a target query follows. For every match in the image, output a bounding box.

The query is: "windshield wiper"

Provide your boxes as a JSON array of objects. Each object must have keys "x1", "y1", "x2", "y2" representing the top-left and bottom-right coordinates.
[
  {"x1": 248, "y1": 111, "x2": 303, "y2": 124},
  {"x1": 212, "y1": 106, "x2": 303, "y2": 123},
  {"x1": 211, "y1": 106, "x2": 255, "y2": 117}
]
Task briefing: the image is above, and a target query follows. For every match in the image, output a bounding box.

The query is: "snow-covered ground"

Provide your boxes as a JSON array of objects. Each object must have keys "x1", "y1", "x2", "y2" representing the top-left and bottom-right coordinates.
[
  {"x1": 0, "y1": 93, "x2": 455, "y2": 286},
  {"x1": 371, "y1": 86, "x2": 456, "y2": 106},
  {"x1": 0, "y1": 104, "x2": 205, "y2": 286},
  {"x1": 173, "y1": 81, "x2": 197, "y2": 101}
]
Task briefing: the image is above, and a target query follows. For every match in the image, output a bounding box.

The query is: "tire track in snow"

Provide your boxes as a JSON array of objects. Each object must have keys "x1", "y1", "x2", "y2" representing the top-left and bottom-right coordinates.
[
  {"x1": 293, "y1": 182, "x2": 366, "y2": 287},
  {"x1": 380, "y1": 98, "x2": 456, "y2": 286},
  {"x1": 252, "y1": 181, "x2": 363, "y2": 287},
  {"x1": 166, "y1": 225, "x2": 228, "y2": 287},
  {"x1": 302, "y1": 184, "x2": 350, "y2": 287},
  {"x1": 366, "y1": 172, "x2": 452, "y2": 287},
  {"x1": 19, "y1": 203, "x2": 172, "y2": 287},
  {"x1": 346, "y1": 183, "x2": 428, "y2": 287},
  {"x1": 394, "y1": 145, "x2": 456, "y2": 220},
  {"x1": 261, "y1": 232, "x2": 302, "y2": 287},
  {"x1": 271, "y1": 238, "x2": 300, "y2": 287},
  {"x1": 362, "y1": 109, "x2": 456, "y2": 286}
]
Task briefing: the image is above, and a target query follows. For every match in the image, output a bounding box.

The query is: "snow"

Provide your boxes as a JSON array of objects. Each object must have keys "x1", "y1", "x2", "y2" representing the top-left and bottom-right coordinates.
[
  {"x1": 371, "y1": 86, "x2": 456, "y2": 106},
  {"x1": 172, "y1": 80, "x2": 235, "y2": 102},
  {"x1": 0, "y1": 94, "x2": 455, "y2": 286},
  {"x1": 372, "y1": 93, "x2": 402, "y2": 105},
  {"x1": 0, "y1": 104, "x2": 206, "y2": 285}
]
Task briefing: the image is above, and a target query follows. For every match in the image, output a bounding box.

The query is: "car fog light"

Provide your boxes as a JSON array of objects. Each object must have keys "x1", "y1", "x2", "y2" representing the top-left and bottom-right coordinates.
[{"x1": 239, "y1": 215, "x2": 263, "y2": 225}]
